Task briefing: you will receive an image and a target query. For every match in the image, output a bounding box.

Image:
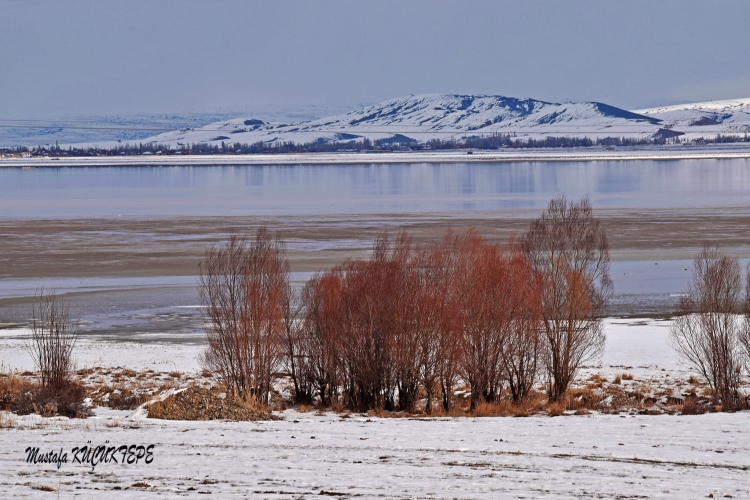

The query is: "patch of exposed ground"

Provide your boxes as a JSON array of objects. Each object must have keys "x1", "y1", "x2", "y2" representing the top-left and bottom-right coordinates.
[{"x1": 146, "y1": 387, "x2": 276, "y2": 421}]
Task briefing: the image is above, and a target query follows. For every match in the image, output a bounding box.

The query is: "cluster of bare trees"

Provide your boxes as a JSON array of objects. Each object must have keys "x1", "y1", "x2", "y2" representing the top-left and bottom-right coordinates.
[
  {"x1": 285, "y1": 231, "x2": 545, "y2": 412},
  {"x1": 670, "y1": 245, "x2": 750, "y2": 409},
  {"x1": 199, "y1": 197, "x2": 611, "y2": 411}
]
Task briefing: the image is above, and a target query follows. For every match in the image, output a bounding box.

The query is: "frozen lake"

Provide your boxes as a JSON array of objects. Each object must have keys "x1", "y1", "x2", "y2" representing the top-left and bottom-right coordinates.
[
  {"x1": 2, "y1": 158, "x2": 750, "y2": 217},
  {"x1": 2, "y1": 159, "x2": 750, "y2": 336}
]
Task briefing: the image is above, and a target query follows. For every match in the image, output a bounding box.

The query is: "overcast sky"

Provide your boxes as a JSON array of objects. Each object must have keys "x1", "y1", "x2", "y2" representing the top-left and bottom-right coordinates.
[{"x1": 2, "y1": 0, "x2": 750, "y2": 119}]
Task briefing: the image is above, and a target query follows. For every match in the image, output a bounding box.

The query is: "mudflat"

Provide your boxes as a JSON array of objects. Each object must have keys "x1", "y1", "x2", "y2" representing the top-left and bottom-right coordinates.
[
  {"x1": 1, "y1": 207, "x2": 749, "y2": 280},
  {"x1": 0, "y1": 207, "x2": 748, "y2": 330}
]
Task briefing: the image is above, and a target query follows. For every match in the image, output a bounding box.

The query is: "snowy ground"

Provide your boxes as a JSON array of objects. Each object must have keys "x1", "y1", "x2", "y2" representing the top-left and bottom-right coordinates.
[
  {"x1": 2, "y1": 408, "x2": 749, "y2": 498},
  {"x1": 2, "y1": 318, "x2": 749, "y2": 498}
]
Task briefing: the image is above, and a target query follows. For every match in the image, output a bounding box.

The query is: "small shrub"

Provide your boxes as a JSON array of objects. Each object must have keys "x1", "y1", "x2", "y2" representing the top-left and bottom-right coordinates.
[
  {"x1": 612, "y1": 375, "x2": 622, "y2": 385},
  {"x1": 621, "y1": 373, "x2": 634, "y2": 381},
  {"x1": 27, "y1": 290, "x2": 78, "y2": 390},
  {"x1": 13, "y1": 379, "x2": 90, "y2": 418},
  {"x1": 681, "y1": 396, "x2": 708, "y2": 415}
]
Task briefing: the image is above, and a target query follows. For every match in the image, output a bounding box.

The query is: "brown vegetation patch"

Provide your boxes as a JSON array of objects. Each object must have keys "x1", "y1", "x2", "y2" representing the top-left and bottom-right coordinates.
[
  {"x1": 108, "y1": 389, "x2": 149, "y2": 410},
  {"x1": 146, "y1": 387, "x2": 277, "y2": 421},
  {"x1": 681, "y1": 395, "x2": 711, "y2": 415},
  {"x1": 1, "y1": 374, "x2": 90, "y2": 418}
]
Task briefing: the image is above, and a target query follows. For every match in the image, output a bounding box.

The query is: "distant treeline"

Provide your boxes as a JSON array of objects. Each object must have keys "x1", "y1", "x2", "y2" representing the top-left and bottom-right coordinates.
[{"x1": 4, "y1": 132, "x2": 750, "y2": 157}]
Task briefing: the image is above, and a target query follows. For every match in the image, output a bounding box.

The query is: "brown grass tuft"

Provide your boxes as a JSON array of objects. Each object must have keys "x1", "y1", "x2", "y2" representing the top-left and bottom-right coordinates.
[{"x1": 546, "y1": 402, "x2": 565, "y2": 417}]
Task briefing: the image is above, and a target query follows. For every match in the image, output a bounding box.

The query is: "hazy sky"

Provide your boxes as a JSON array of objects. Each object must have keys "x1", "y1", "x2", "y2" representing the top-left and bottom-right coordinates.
[{"x1": 2, "y1": 0, "x2": 750, "y2": 118}]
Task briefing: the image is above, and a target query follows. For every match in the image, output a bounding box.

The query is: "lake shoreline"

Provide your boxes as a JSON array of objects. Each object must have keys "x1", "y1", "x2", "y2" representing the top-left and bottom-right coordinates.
[
  {"x1": 3, "y1": 144, "x2": 750, "y2": 167},
  {"x1": 1, "y1": 209, "x2": 749, "y2": 331}
]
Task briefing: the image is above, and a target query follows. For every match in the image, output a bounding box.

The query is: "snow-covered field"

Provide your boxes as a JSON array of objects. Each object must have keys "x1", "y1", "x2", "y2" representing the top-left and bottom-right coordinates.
[
  {"x1": 3, "y1": 406, "x2": 748, "y2": 498},
  {"x1": 3, "y1": 318, "x2": 749, "y2": 498}
]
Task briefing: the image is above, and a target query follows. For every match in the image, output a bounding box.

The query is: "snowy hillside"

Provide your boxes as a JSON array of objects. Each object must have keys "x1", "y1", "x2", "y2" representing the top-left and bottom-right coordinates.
[
  {"x1": 85, "y1": 94, "x2": 750, "y2": 148},
  {"x1": 136, "y1": 94, "x2": 666, "y2": 147},
  {"x1": 634, "y1": 98, "x2": 750, "y2": 140},
  {"x1": 636, "y1": 97, "x2": 750, "y2": 126}
]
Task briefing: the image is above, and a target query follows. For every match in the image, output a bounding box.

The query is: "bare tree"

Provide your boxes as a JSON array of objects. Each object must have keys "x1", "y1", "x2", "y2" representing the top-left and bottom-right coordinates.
[
  {"x1": 199, "y1": 229, "x2": 288, "y2": 404},
  {"x1": 297, "y1": 271, "x2": 345, "y2": 406},
  {"x1": 413, "y1": 241, "x2": 455, "y2": 413},
  {"x1": 281, "y1": 277, "x2": 314, "y2": 404},
  {"x1": 521, "y1": 196, "x2": 611, "y2": 402},
  {"x1": 671, "y1": 245, "x2": 743, "y2": 407},
  {"x1": 742, "y1": 266, "x2": 750, "y2": 373},
  {"x1": 501, "y1": 250, "x2": 544, "y2": 402},
  {"x1": 451, "y1": 232, "x2": 511, "y2": 410},
  {"x1": 27, "y1": 289, "x2": 78, "y2": 390}
]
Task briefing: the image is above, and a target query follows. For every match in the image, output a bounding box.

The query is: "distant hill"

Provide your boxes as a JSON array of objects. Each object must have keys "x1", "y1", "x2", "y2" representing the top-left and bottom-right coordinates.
[
  {"x1": 138, "y1": 94, "x2": 670, "y2": 147},
  {"x1": 60, "y1": 94, "x2": 750, "y2": 149},
  {"x1": 634, "y1": 98, "x2": 750, "y2": 139}
]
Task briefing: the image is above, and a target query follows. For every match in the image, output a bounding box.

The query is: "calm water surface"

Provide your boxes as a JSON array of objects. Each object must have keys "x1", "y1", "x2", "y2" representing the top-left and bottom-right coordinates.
[
  {"x1": 2, "y1": 159, "x2": 749, "y2": 333},
  {"x1": 2, "y1": 159, "x2": 750, "y2": 217}
]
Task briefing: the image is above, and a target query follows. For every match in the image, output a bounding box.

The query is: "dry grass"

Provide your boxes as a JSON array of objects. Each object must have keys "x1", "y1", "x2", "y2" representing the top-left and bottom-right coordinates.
[
  {"x1": 0, "y1": 412, "x2": 17, "y2": 428},
  {"x1": 367, "y1": 408, "x2": 405, "y2": 418},
  {"x1": 31, "y1": 485, "x2": 56, "y2": 492},
  {"x1": 76, "y1": 368, "x2": 95, "y2": 377},
  {"x1": 470, "y1": 400, "x2": 537, "y2": 417},
  {"x1": 424, "y1": 405, "x2": 467, "y2": 418},
  {"x1": 588, "y1": 373, "x2": 606, "y2": 388},
  {"x1": 0, "y1": 372, "x2": 34, "y2": 408},
  {"x1": 545, "y1": 402, "x2": 565, "y2": 417},
  {"x1": 0, "y1": 372, "x2": 89, "y2": 418}
]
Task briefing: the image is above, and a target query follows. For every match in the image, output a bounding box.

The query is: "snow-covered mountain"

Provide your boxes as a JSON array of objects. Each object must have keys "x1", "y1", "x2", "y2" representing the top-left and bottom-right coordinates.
[
  {"x1": 99, "y1": 94, "x2": 750, "y2": 148},
  {"x1": 635, "y1": 97, "x2": 750, "y2": 133}
]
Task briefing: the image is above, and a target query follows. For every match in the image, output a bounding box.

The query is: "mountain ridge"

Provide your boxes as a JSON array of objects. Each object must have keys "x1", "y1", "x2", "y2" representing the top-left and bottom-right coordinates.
[{"x1": 92, "y1": 94, "x2": 750, "y2": 147}]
